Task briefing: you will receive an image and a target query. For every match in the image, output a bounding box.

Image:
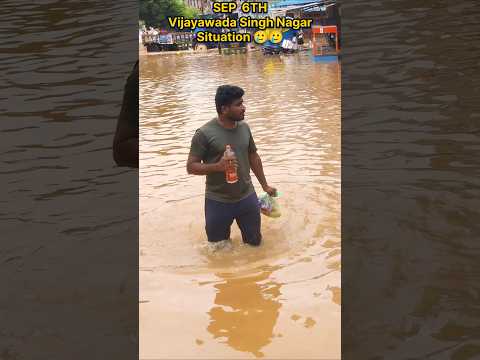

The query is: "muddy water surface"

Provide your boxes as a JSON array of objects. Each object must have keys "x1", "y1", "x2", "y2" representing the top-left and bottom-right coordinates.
[{"x1": 140, "y1": 51, "x2": 340, "y2": 359}]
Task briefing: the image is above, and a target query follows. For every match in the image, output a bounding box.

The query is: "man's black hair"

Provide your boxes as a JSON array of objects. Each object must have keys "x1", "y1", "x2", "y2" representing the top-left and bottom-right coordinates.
[{"x1": 215, "y1": 85, "x2": 244, "y2": 114}]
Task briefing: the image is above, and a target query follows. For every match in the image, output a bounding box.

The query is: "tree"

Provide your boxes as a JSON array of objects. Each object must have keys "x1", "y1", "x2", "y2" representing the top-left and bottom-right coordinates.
[{"x1": 140, "y1": 0, "x2": 199, "y2": 28}]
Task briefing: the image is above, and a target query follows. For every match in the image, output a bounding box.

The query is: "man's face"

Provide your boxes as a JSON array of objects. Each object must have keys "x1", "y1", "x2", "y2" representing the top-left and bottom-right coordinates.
[{"x1": 223, "y1": 97, "x2": 245, "y2": 122}]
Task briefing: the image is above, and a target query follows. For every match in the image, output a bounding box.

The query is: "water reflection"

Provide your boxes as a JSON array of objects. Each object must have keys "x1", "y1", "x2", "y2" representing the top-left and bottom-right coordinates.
[
  {"x1": 1, "y1": 2, "x2": 138, "y2": 359},
  {"x1": 207, "y1": 267, "x2": 282, "y2": 358}
]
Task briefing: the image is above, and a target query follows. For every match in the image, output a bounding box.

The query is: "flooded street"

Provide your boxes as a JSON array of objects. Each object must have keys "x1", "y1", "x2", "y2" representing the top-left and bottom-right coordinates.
[
  {"x1": 140, "y1": 51, "x2": 340, "y2": 359},
  {"x1": 3, "y1": 1, "x2": 479, "y2": 358}
]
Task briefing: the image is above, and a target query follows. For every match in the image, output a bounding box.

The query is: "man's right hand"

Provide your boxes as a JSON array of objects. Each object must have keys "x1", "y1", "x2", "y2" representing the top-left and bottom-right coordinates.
[
  {"x1": 187, "y1": 153, "x2": 238, "y2": 176},
  {"x1": 215, "y1": 153, "x2": 238, "y2": 172}
]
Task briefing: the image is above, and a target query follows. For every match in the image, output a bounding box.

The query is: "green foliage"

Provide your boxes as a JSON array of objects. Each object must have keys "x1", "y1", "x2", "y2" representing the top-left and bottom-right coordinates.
[
  {"x1": 184, "y1": 5, "x2": 200, "y2": 19},
  {"x1": 140, "y1": 0, "x2": 199, "y2": 28}
]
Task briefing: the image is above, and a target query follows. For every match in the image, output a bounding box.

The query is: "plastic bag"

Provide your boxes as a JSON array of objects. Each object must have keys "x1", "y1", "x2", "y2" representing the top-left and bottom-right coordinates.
[{"x1": 258, "y1": 192, "x2": 281, "y2": 218}]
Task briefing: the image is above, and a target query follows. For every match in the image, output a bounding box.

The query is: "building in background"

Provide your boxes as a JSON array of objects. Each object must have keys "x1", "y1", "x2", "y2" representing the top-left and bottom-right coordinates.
[{"x1": 270, "y1": 0, "x2": 340, "y2": 40}]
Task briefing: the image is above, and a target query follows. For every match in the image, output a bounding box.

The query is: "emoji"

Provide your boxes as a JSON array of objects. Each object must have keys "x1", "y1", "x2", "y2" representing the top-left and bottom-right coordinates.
[
  {"x1": 254, "y1": 30, "x2": 267, "y2": 44},
  {"x1": 269, "y1": 29, "x2": 283, "y2": 44}
]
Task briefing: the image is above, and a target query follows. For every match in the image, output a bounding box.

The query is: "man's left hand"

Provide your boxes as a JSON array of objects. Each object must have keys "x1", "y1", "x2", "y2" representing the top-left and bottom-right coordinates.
[{"x1": 262, "y1": 184, "x2": 277, "y2": 197}]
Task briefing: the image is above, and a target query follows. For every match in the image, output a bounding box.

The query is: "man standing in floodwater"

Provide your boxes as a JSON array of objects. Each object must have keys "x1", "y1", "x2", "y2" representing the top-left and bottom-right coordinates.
[{"x1": 187, "y1": 85, "x2": 277, "y2": 249}]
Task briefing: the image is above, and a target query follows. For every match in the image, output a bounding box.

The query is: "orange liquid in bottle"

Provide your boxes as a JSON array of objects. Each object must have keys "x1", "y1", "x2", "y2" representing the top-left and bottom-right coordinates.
[{"x1": 225, "y1": 145, "x2": 238, "y2": 184}]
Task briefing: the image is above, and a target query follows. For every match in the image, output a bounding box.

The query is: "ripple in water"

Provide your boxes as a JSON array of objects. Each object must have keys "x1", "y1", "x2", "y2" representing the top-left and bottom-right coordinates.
[
  {"x1": 140, "y1": 51, "x2": 340, "y2": 274},
  {"x1": 140, "y1": 51, "x2": 340, "y2": 359}
]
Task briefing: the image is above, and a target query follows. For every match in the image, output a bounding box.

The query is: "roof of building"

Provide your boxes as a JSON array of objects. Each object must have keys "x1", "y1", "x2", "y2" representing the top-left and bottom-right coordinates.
[{"x1": 270, "y1": 0, "x2": 335, "y2": 9}]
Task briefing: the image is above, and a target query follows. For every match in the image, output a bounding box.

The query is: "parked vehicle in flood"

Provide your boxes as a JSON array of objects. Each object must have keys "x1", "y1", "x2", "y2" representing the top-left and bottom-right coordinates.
[{"x1": 142, "y1": 30, "x2": 193, "y2": 52}]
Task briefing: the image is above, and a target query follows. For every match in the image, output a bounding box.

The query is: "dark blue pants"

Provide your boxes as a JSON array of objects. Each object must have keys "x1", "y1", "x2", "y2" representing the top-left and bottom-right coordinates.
[{"x1": 204, "y1": 192, "x2": 262, "y2": 246}]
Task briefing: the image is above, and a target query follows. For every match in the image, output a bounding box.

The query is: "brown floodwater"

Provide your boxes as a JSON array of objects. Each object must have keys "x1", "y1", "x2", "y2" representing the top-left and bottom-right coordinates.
[{"x1": 139, "y1": 50, "x2": 341, "y2": 359}]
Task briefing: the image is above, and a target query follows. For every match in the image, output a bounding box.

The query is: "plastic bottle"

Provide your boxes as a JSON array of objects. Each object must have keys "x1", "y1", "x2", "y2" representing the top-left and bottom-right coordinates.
[{"x1": 224, "y1": 144, "x2": 238, "y2": 184}]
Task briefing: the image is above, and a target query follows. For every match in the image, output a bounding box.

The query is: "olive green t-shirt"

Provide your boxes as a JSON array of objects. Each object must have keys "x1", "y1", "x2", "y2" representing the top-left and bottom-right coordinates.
[{"x1": 189, "y1": 118, "x2": 257, "y2": 203}]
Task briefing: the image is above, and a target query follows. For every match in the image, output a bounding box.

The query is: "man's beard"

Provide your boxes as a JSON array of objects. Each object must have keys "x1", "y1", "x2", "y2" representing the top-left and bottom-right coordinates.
[{"x1": 233, "y1": 114, "x2": 245, "y2": 122}]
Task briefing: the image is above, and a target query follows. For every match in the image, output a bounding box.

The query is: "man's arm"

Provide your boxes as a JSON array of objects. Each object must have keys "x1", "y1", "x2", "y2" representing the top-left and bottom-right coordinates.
[
  {"x1": 249, "y1": 151, "x2": 276, "y2": 196},
  {"x1": 187, "y1": 154, "x2": 220, "y2": 175},
  {"x1": 186, "y1": 154, "x2": 237, "y2": 175}
]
